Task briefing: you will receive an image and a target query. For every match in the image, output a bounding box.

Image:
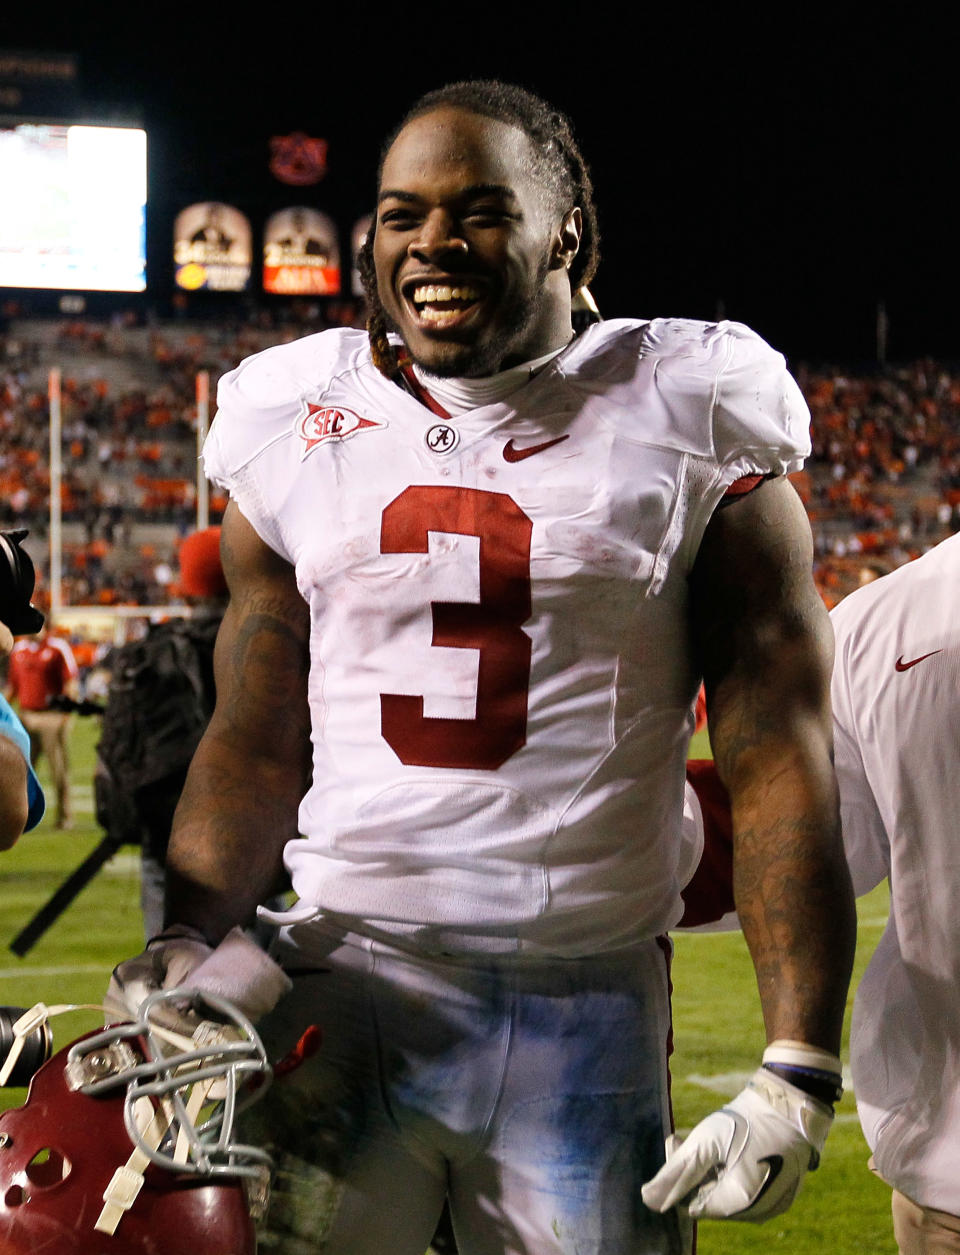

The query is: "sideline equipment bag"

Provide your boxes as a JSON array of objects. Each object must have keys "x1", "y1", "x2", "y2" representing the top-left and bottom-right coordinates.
[{"x1": 94, "y1": 616, "x2": 220, "y2": 848}]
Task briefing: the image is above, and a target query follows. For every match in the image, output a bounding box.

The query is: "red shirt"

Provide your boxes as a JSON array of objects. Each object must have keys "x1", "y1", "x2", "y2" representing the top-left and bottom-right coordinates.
[{"x1": 7, "y1": 638, "x2": 78, "y2": 711}]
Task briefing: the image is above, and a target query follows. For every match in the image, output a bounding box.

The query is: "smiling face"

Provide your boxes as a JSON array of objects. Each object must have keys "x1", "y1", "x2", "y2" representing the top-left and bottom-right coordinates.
[{"x1": 373, "y1": 106, "x2": 580, "y2": 378}]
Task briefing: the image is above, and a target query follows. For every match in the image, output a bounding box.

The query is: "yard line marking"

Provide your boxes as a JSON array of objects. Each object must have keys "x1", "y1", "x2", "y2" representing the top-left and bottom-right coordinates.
[
  {"x1": 670, "y1": 1111, "x2": 862, "y2": 1134},
  {"x1": 102, "y1": 852, "x2": 141, "y2": 876},
  {"x1": 0, "y1": 963, "x2": 109, "y2": 978},
  {"x1": 684, "y1": 1070, "x2": 754, "y2": 1094},
  {"x1": 684, "y1": 1065, "x2": 854, "y2": 1094}
]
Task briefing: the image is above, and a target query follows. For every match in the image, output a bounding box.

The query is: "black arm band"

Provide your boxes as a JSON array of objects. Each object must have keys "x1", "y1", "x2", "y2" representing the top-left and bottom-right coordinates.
[{"x1": 762, "y1": 1062, "x2": 844, "y2": 1107}]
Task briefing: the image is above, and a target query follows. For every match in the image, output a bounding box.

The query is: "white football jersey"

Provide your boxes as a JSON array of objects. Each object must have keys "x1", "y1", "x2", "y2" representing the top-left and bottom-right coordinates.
[
  {"x1": 831, "y1": 533, "x2": 960, "y2": 1213},
  {"x1": 203, "y1": 317, "x2": 809, "y2": 957}
]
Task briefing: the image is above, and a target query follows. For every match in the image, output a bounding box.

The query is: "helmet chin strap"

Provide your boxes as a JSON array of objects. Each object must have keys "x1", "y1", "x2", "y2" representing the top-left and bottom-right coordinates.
[
  {"x1": 97, "y1": 1093, "x2": 178, "y2": 1236},
  {"x1": 96, "y1": 1080, "x2": 228, "y2": 1236},
  {"x1": 95, "y1": 1024, "x2": 224, "y2": 1238}
]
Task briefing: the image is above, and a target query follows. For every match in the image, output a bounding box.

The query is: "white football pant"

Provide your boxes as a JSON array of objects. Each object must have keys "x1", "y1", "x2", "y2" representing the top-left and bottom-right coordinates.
[{"x1": 244, "y1": 924, "x2": 684, "y2": 1255}]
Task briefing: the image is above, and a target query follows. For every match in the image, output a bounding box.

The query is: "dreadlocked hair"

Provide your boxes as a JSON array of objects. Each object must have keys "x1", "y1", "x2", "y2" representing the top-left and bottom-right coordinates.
[
  {"x1": 358, "y1": 79, "x2": 601, "y2": 380},
  {"x1": 357, "y1": 223, "x2": 397, "y2": 380}
]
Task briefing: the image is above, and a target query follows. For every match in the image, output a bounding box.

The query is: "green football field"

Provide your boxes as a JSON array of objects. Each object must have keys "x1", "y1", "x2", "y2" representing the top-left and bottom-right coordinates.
[{"x1": 0, "y1": 718, "x2": 895, "y2": 1252}]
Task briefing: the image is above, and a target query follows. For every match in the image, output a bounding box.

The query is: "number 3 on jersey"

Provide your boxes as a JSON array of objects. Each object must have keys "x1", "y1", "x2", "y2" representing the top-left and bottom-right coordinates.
[{"x1": 380, "y1": 485, "x2": 533, "y2": 769}]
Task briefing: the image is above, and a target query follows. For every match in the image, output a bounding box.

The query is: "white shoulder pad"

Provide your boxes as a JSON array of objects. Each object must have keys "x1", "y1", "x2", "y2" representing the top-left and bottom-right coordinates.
[
  {"x1": 643, "y1": 318, "x2": 810, "y2": 475},
  {"x1": 712, "y1": 321, "x2": 810, "y2": 472},
  {"x1": 203, "y1": 328, "x2": 369, "y2": 485},
  {"x1": 564, "y1": 318, "x2": 808, "y2": 477}
]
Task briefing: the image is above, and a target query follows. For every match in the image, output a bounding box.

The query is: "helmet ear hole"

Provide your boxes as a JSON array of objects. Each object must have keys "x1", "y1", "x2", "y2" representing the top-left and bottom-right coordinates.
[
  {"x1": 26, "y1": 1148, "x2": 71, "y2": 1187},
  {"x1": 4, "y1": 1185, "x2": 28, "y2": 1207}
]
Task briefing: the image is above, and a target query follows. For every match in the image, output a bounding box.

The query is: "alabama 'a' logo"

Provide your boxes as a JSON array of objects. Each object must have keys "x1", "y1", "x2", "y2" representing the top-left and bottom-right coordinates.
[{"x1": 296, "y1": 403, "x2": 386, "y2": 459}]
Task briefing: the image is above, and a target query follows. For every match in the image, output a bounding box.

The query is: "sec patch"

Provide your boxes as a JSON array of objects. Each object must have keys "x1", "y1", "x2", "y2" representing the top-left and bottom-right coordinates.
[{"x1": 296, "y1": 403, "x2": 386, "y2": 459}]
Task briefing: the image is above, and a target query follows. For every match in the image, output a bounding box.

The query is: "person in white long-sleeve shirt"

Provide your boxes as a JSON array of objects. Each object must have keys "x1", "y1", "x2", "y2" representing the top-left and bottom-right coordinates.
[
  {"x1": 681, "y1": 530, "x2": 960, "y2": 1255},
  {"x1": 830, "y1": 532, "x2": 960, "y2": 1254}
]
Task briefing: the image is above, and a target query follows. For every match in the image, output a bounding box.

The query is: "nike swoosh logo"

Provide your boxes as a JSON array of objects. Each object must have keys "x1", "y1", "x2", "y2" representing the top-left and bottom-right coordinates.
[
  {"x1": 752, "y1": 1154, "x2": 786, "y2": 1205},
  {"x1": 502, "y1": 434, "x2": 570, "y2": 462},
  {"x1": 895, "y1": 650, "x2": 943, "y2": 672}
]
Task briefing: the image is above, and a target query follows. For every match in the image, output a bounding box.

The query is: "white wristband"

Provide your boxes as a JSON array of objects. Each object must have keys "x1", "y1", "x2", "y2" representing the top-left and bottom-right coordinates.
[{"x1": 762, "y1": 1039, "x2": 842, "y2": 1074}]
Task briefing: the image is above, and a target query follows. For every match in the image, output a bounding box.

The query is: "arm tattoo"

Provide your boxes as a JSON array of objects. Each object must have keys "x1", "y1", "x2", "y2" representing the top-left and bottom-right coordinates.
[{"x1": 691, "y1": 479, "x2": 855, "y2": 1049}]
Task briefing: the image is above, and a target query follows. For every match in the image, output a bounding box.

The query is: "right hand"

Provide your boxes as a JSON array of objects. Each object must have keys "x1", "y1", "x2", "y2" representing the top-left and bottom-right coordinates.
[
  {"x1": 106, "y1": 925, "x2": 215, "y2": 1027},
  {"x1": 106, "y1": 923, "x2": 292, "y2": 1030}
]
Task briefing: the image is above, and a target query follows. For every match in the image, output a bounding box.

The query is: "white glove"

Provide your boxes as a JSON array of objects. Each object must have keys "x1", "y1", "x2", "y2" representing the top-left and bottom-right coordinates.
[
  {"x1": 641, "y1": 1067, "x2": 834, "y2": 1222},
  {"x1": 106, "y1": 924, "x2": 292, "y2": 1029}
]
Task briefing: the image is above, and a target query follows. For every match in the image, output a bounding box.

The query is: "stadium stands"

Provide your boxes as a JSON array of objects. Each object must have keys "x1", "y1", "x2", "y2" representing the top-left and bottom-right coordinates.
[
  {"x1": 797, "y1": 357, "x2": 960, "y2": 603},
  {"x1": 3, "y1": 310, "x2": 959, "y2": 620},
  {"x1": 0, "y1": 305, "x2": 363, "y2": 610}
]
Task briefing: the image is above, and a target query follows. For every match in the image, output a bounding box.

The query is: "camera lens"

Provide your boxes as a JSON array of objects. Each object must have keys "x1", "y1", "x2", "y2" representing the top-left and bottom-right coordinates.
[
  {"x1": 0, "y1": 1007, "x2": 53, "y2": 1087},
  {"x1": 0, "y1": 530, "x2": 44, "y2": 635}
]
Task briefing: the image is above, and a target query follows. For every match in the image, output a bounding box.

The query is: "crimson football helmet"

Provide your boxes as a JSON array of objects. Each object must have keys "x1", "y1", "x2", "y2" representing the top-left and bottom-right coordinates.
[{"x1": 0, "y1": 989, "x2": 272, "y2": 1254}]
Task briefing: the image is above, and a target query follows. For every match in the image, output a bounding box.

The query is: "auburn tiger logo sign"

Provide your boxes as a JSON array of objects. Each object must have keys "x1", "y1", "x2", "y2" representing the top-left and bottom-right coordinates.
[{"x1": 269, "y1": 133, "x2": 328, "y2": 186}]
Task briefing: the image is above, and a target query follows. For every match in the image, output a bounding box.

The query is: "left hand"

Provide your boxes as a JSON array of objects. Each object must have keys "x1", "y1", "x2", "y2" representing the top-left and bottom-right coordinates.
[{"x1": 641, "y1": 1068, "x2": 834, "y2": 1223}]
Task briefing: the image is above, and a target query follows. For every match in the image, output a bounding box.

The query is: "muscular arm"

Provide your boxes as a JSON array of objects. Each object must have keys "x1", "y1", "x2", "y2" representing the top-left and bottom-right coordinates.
[
  {"x1": 164, "y1": 501, "x2": 312, "y2": 942},
  {"x1": 689, "y1": 476, "x2": 855, "y2": 1052},
  {"x1": 0, "y1": 736, "x2": 29, "y2": 850}
]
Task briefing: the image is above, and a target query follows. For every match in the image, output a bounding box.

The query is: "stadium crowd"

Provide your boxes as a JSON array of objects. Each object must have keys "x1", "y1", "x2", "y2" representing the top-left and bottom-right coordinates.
[
  {"x1": 2, "y1": 307, "x2": 960, "y2": 628},
  {"x1": 799, "y1": 357, "x2": 960, "y2": 603},
  {"x1": 0, "y1": 301, "x2": 364, "y2": 608}
]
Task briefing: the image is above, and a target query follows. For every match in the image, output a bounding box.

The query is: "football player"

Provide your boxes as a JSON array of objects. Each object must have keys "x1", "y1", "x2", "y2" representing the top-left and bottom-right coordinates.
[
  {"x1": 682, "y1": 532, "x2": 960, "y2": 1254},
  {"x1": 109, "y1": 80, "x2": 855, "y2": 1253}
]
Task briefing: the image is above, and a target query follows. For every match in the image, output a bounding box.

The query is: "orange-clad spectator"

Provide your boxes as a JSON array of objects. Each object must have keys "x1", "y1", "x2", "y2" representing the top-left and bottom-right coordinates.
[
  {"x1": 147, "y1": 403, "x2": 173, "y2": 429},
  {"x1": 71, "y1": 638, "x2": 98, "y2": 671}
]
